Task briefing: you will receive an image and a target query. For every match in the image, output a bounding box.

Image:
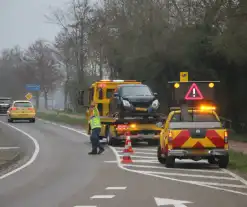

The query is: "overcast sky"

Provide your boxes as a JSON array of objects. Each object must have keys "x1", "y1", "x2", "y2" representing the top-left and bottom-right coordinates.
[{"x1": 0, "y1": 0, "x2": 68, "y2": 50}]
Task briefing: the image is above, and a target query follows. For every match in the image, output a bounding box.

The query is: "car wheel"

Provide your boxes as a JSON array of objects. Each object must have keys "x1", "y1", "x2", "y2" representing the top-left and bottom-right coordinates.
[
  {"x1": 8, "y1": 118, "x2": 12, "y2": 123},
  {"x1": 165, "y1": 156, "x2": 175, "y2": 168},
  {"x1": 157, "y1": 146, "x2": 166, "y2": 164},
  {"x1": 219, "y1": 155, "x2": 229, "y2": 168},
  {"x1": 30, "y1": 118, "x2": 35, "y2": 123}
]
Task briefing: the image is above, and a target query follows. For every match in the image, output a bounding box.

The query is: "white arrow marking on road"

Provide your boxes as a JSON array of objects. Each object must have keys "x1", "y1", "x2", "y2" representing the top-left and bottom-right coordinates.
[{"x1": 154, "y1": 197, "x2": 193, "y2": 206}]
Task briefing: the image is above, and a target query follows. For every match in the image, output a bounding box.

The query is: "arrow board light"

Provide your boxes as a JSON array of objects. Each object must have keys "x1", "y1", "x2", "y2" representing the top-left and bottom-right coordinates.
[{"x1": 185, "y1": 83, "x2": 204, "y2": 100}]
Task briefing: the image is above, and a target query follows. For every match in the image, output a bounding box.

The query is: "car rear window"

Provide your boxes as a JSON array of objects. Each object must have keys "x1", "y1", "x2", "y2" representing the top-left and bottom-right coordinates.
[
  {"x1": 14, "y1": 102, "x2": 32, "y2": 107},
  {"x1": 169, "y1": 112, "x2": 221, "y2": 129},
  {"x1": 170, "y1": 112, "x2": 218, "y2": 122}
]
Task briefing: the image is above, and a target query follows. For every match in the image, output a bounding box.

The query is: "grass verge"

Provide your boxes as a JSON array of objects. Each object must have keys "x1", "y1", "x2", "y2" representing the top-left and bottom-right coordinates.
[
  {"x1": 37, "y1": 112, "x2": 87, "y2": 127},
  {"x1": 229, "y1": 150, "x2": 247, "y2": 174},
  {"x1": 229, "y1": 131, "x2": 247, "y2": 143}
]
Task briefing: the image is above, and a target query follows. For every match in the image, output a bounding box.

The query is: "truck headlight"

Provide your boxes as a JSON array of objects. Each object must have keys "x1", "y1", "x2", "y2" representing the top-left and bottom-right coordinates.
[
  {"x1": 151, "y1": 100, "x2": 159, "y2": 109},
  {"x1": 122, "y1": 100, "x2": 131, "y2": 107}
]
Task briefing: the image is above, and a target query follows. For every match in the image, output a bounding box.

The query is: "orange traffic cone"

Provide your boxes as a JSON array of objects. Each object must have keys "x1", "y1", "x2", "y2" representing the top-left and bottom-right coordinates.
[
  {"x1": 121, "y1": 148, "x2": 133, "y2": 164},
  {"x1": 123, "y1": 132, "x2": 134, "y2": 153}
]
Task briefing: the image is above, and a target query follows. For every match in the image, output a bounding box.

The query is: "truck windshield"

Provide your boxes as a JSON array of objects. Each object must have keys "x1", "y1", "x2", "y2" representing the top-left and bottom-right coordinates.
[{"x1": 121, "y1": 86, "x2": 152, "y2": 96}]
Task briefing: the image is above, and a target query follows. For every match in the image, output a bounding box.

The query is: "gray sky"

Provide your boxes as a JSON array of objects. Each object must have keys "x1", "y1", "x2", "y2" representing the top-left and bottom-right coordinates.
[{"x1": 0, "y1": 0, "x2": 67, "y2": 50}]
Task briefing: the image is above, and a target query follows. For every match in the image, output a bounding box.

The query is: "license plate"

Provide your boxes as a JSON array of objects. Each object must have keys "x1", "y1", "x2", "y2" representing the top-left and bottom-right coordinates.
[{"x1": 135, "y1": 107, "x2": 147, "y2": 111}]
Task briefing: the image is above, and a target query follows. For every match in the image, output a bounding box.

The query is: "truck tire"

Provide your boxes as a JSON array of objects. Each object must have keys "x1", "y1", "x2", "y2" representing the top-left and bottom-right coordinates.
[
  {"x1": 165, "y1": 156, "x2": 175, "y2": 168},
  {"x1": 208, "y1": 157, "x2": 217, "y2": 164},
  {"x1": 106, "y1": 127, "x2": 115, "y2": 146},
  {"x1": 157, "y1": 146, "x2": 166, "y2": 164},
  {"x1": 219, "y1": 155, "x2": 229, "y2": 168}
]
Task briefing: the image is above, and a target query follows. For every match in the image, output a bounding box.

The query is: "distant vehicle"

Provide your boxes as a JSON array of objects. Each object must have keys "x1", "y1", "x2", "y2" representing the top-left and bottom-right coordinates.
[
  {"x1": 109, "y1": 84, "x2": 160, "y2": 118},
  {"x1": 7, "y1": 100, "x2": 36, "y2": 123},
  {"x1": 0, "y1": 97, "x2": 12, "y2": 114}
]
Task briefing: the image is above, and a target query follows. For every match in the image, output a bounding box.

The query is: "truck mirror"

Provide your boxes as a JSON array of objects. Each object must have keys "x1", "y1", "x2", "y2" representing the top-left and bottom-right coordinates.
[
  {"x1": 78, "y1": 90, "x2": 84, "y2": 105},
  {"x1": 114, "y1": 93, "x2": 119, "y2": 97}
]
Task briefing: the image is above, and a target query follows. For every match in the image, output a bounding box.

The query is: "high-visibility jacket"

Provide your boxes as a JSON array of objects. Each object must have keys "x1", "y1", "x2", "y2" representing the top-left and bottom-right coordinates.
[{"x1": 89, "y1": 107, "x2": 101, "y2": 129}]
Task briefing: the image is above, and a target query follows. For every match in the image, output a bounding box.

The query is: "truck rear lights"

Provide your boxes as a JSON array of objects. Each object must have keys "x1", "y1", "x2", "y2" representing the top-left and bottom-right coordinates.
[
  {"x1": 116, "y1": 124, "x2": 128, "y2": 131},
  {"x1": 10, "y1": 107, "x2": 16, "y2": 110},
  {"x1": 168, "y1": 130, "x2": 173, "y2": 143},
  {"x1": 224, "y1": 131, "x2": 228, "y2": 143}
]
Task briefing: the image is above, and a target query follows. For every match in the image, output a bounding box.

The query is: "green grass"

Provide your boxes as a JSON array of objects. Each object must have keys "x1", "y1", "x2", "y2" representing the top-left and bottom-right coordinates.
[
  {"x1": 37, "y1": 112, "x2": 87, "y2": 127},
  {"x1": 229, "y1": 150, "x2": 247, "y2": 174},
  {"x1": 229, "y1": 131, "x2": 247, "y2": 143}
]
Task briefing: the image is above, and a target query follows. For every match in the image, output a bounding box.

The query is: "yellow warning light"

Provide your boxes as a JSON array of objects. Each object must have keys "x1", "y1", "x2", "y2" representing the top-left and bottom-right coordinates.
[
  {"x1": 200, "y1": 105, "x2": 216, "y2": 111},
  {"x1": 209, "y1": 82, "x2": 214, "y2": 88},
  {"x1": 130, "y1": 124, "x2": 136, "y2": 128},
  {"x1": 174, "y1": 83, "x2": 180, "y2": 88}
]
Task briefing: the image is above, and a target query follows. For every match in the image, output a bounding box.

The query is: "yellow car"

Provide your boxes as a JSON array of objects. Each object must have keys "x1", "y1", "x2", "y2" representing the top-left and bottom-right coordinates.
[{"x1": 7, "y1": 100, "x2": 36, "y2": 123}]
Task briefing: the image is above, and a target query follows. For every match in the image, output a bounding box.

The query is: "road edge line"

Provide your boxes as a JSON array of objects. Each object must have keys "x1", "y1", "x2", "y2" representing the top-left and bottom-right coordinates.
[{"x1": 0, "y1": 121, "x2": 40, "y2": 180}]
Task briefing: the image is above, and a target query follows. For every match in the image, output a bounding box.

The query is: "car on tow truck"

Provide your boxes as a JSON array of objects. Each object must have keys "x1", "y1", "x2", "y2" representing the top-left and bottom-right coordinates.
[
  {"x1": 157, "y1": 105, "x2": 229, "y2": 168},
  {"x1": 7, "y1": 100, "x2": 36, "y2": 123}
]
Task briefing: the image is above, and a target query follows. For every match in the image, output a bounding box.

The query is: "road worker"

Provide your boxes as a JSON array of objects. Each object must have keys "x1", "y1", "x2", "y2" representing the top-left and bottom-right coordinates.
[{"x1": 88, "y1": 101, "x2": 104, "y2": 155}]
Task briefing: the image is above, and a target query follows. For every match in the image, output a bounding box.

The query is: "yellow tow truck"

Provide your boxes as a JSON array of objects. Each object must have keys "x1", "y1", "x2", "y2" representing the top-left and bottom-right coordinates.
[{"x1": 77, "y1": 79, "x2": 163, "y2": 145}]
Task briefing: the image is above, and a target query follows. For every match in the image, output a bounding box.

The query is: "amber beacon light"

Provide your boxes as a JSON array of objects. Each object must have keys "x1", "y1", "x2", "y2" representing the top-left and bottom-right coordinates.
[
  {"x1": 209, "y1": 82, "x2": 214, "y2": 88},
  {"x1": 174, "y1": 83, "x2": 180, "y2": 88}
]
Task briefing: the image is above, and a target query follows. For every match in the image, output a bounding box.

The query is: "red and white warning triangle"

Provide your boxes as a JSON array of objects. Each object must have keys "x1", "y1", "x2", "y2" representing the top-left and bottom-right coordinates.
[{"x1": 184, "y1": 83, "x2": 204, "y2": 100}]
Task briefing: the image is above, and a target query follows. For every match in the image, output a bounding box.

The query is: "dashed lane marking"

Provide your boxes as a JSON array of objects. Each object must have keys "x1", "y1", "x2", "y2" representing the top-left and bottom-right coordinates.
[
  {"x1": 74, "y1": 206, "x2": 97, "y2": 207},
  {"x1": 116, "y1": 150, "x2": 156, "y2": 155},
  {"x1": 105, "y1": 187, "x2": 127, "y2": 190},
  {"x1": 90, "y1": 195, "x2": 115, "y2": 199}
]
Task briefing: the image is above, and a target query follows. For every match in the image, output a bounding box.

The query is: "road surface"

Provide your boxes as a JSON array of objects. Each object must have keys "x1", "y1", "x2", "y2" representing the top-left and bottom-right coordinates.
[{"x1": 0, "y1": 117, "x2": 247, "y2": 207}]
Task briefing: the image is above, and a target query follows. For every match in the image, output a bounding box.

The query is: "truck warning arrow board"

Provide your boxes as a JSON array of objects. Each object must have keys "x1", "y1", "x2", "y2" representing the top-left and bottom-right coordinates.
[{"x1": 184, "y1": 83, "x2": 204, "y2": 100}]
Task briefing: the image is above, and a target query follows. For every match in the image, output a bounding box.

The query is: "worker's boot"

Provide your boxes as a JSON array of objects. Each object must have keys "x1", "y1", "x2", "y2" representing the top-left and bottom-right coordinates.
[
  {"x1": 98, "y1": 147, "x2": 105, "y2": 154},
  {"x1": 88, "y1": 149, "x2": 97, "y2": 155}
]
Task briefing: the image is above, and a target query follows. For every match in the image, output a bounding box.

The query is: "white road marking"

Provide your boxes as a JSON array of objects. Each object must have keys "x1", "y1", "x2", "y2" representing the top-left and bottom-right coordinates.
[
  {"x1": 53, "y1": 123, "x2": 247, "y2": 196},
  {"x1": 138, "y1": 171, "x2": 236, "y2": 180},
  {"x1": 114, "y1": 147, "x2": 156, "y2": 151},
  {"x1": 74, "y1": 206, "x2": 97, "y2": 207},
  {"x1": 90, "y1": 195, "x2": 115, "y2": 199},
  {"x1": 122, "y1": 164, "x2": 227, "y2": 174},
  {"x1": 127, "y1": 159, "x2": 159, "y2": 163},
  {"x1": 0, "y1": 147, "x2": 20, "y2": 150},
  {"x1": 0, "y1": 121, "x2": 40, "y2": 180},
  {"x1": 106, "y1": 186, "x2": 127, "y2": 190},
  {"x1": 123, "y1": 155, "x2": 156, "y2": 159},
  {"x1": 104, "y1": 160, "x2": 118, "y2": 163},
  {"x1": 190, "y1": 181, "x2": 247, "y2": 189},
  {"x1": 222, "y1": 169, "x2": 247, "y2": 186},
  {"x1": 116, "y1": 150, "x2": 156, "y2": 155}
]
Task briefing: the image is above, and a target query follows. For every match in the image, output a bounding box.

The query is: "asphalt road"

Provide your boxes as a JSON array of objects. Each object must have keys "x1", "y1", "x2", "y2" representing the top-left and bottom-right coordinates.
[{"x1": 0, "y1": 117, "x2": 246, "y2": 207}]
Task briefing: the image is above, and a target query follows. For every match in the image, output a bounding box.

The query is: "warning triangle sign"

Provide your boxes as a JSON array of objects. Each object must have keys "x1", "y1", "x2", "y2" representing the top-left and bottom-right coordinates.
[{"x1": 185, "y1": 83, "x2": 204, "y2": 100}]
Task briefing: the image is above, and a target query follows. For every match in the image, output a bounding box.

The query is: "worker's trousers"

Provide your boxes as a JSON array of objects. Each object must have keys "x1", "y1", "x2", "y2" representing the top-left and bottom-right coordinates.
[{"x1": 90, "y1": 127, "x2": 104, "y2": 152}]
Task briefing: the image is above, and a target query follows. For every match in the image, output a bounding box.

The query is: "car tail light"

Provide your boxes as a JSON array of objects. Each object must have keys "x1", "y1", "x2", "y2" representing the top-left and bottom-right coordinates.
[
  {"x1": 10, "y1": 107, "x2": 16, "y2": 110},
  {"x1": 224, "y1": 131, "x2": 228, "y2": 143},
  {"x1": 168, "y1": 130, "x2": 173, "y2": 143},
  {"x1": 28, "y1": 108, "x2": 34, "y2": 111}
]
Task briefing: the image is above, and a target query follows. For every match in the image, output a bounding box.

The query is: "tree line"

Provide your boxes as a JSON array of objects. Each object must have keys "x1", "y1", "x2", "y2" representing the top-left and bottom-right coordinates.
[{"x1": 0, "y1": 0, "x2": 246, "y2": 132}]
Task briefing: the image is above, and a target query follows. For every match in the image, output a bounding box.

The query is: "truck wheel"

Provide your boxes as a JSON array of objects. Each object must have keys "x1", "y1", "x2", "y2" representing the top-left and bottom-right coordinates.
[
  {"x1": 219, "y1": 155, "x2": 229, "y2": 168},
  {"x1": 106, "y1": 128, "x2": 115, "y2": 146},
  {"x1": 208, "y1": 157, "x2": 217, "y2": 164},
  {"x1": 157, "y1": 146, "x2": 166, "y2": 164},
  {"x1": 165, "y1": 156, "x2": 175, "y2": 168}
]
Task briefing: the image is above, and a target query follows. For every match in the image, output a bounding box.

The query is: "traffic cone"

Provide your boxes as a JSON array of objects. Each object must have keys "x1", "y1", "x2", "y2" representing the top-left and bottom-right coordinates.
[
  {"x1": 123, "y1": 132, "x2": 134, "y2": 153},
  {"x1": 121, "y1": 145, "x2": 133, "y2": 164}
]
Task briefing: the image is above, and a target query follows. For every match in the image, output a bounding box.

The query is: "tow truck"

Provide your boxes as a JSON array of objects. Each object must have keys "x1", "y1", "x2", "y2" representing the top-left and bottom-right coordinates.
[
  {"x1": 156, "y1": 80, "x2": 229, "y2": 168},
  {"x1": 77, "y1": 80, "x2": 164, "y2": 145}
]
